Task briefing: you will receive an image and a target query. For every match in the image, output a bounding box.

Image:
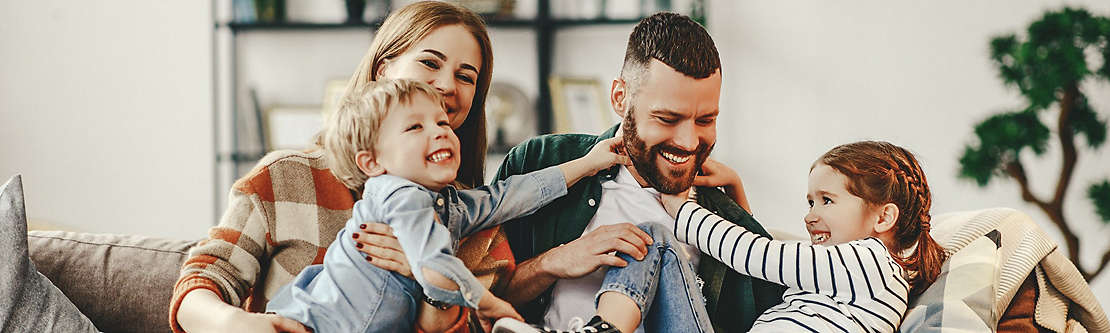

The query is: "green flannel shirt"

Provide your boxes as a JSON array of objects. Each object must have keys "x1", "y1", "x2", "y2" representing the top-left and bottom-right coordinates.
[{"x1": 494, "y1": 125, "x2": 786, "y2": 332}]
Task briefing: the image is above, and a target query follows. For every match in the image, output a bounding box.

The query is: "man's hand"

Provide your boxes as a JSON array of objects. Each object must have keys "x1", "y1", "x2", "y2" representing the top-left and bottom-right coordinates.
[{"x1": 539, "y1": 223, "x2": 653, "y2": 279}]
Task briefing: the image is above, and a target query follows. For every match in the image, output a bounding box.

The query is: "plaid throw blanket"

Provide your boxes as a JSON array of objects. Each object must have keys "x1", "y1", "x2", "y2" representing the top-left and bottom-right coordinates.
[
  {"x1": 901, "y1": 208, "x2": 1109, "y2": 333},
  {"x1": 170, "y1": 150, "x2": 515, "y2": 332}
]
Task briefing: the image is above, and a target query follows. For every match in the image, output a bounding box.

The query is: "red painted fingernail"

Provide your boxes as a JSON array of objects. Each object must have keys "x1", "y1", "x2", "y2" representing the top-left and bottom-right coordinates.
[
  {"x1": 366, "y1": 256, "x2": 372, "y2": 262},
  {"x1": 360, "y1": 224, "x2": 367, "y2": 229},
  {"x1": 352, "y1": 233, "x2": 359, "y2": 239},
  {"x1": 356, "y1": 243, "x2": 363, "y2": 249}
]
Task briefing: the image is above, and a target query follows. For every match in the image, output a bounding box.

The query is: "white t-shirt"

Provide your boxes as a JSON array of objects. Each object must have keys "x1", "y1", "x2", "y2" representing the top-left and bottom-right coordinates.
[{"x1": 542, "y1": 166, "x2": 701, "y2": 331}]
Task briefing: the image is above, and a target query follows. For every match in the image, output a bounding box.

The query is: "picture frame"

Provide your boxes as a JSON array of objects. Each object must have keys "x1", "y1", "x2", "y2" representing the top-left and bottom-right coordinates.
[
  {"x1": 264, "y1": 105, "x2": 323, "y2": 150},
  {"x1": 548, "y1": 76, "x2": 617, "y2": 134}
]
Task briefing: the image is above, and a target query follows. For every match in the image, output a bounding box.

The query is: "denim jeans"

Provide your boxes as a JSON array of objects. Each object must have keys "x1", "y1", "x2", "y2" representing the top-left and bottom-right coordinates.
[
  {"x1": 597, "y1": 222, "x2": 714, "y2": 333},
  {"x1": 266, "y1": 226, "x2": 422, "y2": 333}
]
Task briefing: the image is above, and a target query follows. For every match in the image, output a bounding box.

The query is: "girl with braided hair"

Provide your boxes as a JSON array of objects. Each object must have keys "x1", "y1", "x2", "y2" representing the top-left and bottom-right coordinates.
[{"x1": 656, "y1": 140, "x2": 946, "y2": 332}]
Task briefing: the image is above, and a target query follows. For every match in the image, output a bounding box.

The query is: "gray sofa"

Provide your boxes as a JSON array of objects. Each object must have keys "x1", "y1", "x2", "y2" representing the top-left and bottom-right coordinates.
[{"x1": 28, "y1": 231, "x2": 196, "y2": 333}]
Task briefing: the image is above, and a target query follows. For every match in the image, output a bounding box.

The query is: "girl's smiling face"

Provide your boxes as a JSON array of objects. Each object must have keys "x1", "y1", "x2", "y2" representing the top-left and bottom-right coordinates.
[{"x1": 804, "y1": 163, "x2": 882, "y2": 246}]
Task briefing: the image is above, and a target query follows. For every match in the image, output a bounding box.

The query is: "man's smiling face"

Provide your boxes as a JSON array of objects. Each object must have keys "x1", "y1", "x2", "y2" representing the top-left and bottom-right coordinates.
[{"x1": 621, "y1": 59, "x2": 721, "y2": 194}]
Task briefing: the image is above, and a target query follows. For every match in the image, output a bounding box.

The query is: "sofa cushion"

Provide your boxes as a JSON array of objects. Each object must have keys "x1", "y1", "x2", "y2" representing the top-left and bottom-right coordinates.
[
  {"x1": 1, "y1": 175, "x2": 97, "y2": 332},
  {"x1": 28, "y1": 230, "x2": 196, "y2": 333},
  {"x1": 900, "y1": 232, "x2": 1000, "y2": 332}
]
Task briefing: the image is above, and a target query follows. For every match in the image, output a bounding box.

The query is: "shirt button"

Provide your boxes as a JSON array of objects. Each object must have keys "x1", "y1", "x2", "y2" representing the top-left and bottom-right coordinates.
[
  {"x1": 436, "y1": 198, "x2": 445, "y2": 206},
  {"x1": 588, "y1": 198, "x2": 596, "y2": 207}
]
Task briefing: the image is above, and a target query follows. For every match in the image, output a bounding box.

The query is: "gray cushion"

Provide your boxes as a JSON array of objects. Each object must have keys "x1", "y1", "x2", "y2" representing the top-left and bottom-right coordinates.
[
  {"x1": 28, "y1": 231, "x2": 197, "y2": 333},
  {"x1": 1, "y1": 175, "x2": 97, "y2": 332}
]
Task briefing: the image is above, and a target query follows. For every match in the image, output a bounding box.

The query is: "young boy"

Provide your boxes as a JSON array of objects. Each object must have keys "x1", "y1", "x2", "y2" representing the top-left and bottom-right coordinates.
[{"x1": 266, "y1": 79, "x2": 629, "y2": 332}]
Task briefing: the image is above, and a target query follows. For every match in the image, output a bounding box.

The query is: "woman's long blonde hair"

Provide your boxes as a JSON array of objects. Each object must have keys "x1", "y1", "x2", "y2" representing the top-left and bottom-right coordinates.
[{"x1": 335, "y1": 1, "x2": 492, "y2": 188}]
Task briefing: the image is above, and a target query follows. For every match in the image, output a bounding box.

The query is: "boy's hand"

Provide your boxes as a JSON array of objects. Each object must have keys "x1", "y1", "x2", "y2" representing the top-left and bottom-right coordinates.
[
  {"x1": 476, "y1": 292, "x2": 523, "y2": 332},
  {"x1": 560, "y1": 137, "x2": 631, "y2": 188},
  {"x1": 583, "y1": 137, "x2": 631, "y2": 174},
  {"x1": 660, "y1": 187, "x2": 695, "y2": 217}
]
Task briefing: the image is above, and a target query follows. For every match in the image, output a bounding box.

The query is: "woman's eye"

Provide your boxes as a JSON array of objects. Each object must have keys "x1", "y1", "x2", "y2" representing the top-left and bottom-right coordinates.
[
  {"x1": 406, "y1": 124, "x2": 422, "y2": 131},
  {"x1": 420, "y1": 59, "x2": 440, "y2": 70},
  {"x1": 456, "y1": 73, "x2": 475, "y2": 84},
  {"x1": 807, "y1": 200, "x2": 814, "y2": 208},
  {"x1": 437, "y1": 120, "x2": 450, "y2": 127},
  {"x1": 657, "y1": 117, "x2": 677, "y2": 124},
  {"x1": 822, "y1": 197, "x2": 832, "y2": 205}
]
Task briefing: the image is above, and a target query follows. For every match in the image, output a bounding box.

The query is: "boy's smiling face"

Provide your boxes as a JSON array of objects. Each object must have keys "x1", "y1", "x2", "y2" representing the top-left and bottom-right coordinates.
[
  {"x1": 371, "y1": 93, "x2": 461, "y2": 191},
  {"x1": 804, "y1": 163, "x2": 881, "y2": 246}
]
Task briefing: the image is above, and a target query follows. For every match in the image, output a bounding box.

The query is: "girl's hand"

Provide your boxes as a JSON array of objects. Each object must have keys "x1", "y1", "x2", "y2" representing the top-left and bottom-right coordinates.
[
  {"x1": 352, "y1": 222, "x2": 413, "y2": 280},
  {"x1": 583, "y1": 137, "x2": 631, "y2": 174},
  {"x1": 692, "y1": 158, "x2": 751, "y2": 212},
  {"x1": 660, "y1": 188, "x2": 695, "y2": 217}
]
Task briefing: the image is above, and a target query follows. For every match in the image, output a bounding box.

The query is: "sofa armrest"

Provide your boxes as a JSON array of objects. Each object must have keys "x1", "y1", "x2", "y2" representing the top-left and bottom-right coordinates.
[{"x1": 28, "y1": 231, "x2": 196, "y2": 333}]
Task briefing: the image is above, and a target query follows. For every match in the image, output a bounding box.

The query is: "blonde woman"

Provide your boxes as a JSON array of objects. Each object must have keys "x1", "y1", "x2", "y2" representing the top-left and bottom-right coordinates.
[{"x1": 170, "y1": 2, "x2": 505, "y2": 332}]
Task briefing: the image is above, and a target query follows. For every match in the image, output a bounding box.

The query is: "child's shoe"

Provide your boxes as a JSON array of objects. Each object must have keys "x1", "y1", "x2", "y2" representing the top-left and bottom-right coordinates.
[{"x1": 491, "y1": 316, "x2": 621, "y2": 333}]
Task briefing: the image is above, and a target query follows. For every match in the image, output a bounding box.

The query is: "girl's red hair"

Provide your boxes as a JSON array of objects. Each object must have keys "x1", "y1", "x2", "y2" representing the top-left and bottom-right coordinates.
[{"x1": 818, "y1": 141, "x2": 946, "y2": 295}]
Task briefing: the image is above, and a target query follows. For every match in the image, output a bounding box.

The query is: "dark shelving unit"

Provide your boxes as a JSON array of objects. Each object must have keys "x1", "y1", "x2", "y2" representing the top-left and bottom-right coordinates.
[{"x1": 212, "y1": 1, "x2": 691, "y2": 219}]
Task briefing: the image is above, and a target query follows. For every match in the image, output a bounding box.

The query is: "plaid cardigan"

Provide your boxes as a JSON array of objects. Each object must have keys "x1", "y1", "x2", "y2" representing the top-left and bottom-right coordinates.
[{"x1": 169, "y1": 149, "x2": 515, "y2": 332}]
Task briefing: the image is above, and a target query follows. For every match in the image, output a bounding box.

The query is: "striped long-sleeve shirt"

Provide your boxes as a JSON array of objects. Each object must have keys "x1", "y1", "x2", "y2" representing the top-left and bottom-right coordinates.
[{"x1": 674, "y1": 201, "x2": 909, "y2": 333}]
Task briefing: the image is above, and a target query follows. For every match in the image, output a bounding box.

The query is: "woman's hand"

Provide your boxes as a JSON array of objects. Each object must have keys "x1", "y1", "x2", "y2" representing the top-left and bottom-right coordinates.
[
  {"x1": 476, "y1": 291, "x2": 524, "y2": 332},
  {"x1": 692, "y1": 158, "x2": 751, "y2": 212},
  {"x1": 352, "y1": 222, "x2": 413, "y2": 280},
  {"x1": 178, "y1": 289, "x2": 310, "y2": 333},
  {"x1": 228, "y1": 312, "x2": 312, "y2": 333}
]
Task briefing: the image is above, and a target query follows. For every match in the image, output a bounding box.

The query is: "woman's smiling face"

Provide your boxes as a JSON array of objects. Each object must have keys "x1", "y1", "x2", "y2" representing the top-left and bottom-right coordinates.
[
  {"x1": 377, "y1": 24, "x2": 482, "y2": 130},
  {"x1": 804, "y1": 163, "x2": 881, "y2": 246}
]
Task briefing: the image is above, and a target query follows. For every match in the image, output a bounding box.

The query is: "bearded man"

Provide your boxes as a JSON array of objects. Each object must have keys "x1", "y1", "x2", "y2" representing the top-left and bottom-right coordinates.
[{"x1": 494, "y1": 12, "x2": 785, "y2": 332}]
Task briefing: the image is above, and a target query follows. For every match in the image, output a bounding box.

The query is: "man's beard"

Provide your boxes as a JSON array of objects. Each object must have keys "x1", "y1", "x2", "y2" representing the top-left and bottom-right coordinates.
[{"x1": 621, "y1": 107, "x2": 713, "y2": 194}]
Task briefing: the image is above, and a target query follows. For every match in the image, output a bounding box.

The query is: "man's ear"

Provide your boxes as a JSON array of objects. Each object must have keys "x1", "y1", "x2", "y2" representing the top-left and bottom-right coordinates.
[
  {"x1": 873, "y1": 203, "x2": 899, "y2": 234},
  {"x1": 610, "y1": 78, "x2": 628, "y2": 118},
  {"x1": 355, "y1": 150, "x2": 386, "y2": 177}
]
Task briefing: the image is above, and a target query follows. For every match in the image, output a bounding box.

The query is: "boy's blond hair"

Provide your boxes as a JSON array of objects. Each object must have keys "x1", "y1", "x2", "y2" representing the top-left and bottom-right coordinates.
[{"x1": 323, "y1": 79, "x2": 446, "y2": 189}]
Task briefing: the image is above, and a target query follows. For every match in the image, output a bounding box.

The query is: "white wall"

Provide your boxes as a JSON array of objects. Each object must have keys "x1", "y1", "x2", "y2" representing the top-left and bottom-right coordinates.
[
  {"x1": 0, "y1": 1, "x2": 214, "y2": 239},
  {"x1": 3, "y1": 0, "x2": 1108, "y2": 314},
  {"x1": 707, "y1": 0, "x2": 1110, "y2": 311}
]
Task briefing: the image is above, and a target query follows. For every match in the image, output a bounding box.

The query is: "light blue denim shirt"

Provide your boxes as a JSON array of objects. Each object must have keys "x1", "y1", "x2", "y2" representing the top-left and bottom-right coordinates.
[{"x1": 356, "y1": 165, "x2": 567, "y2": 308}]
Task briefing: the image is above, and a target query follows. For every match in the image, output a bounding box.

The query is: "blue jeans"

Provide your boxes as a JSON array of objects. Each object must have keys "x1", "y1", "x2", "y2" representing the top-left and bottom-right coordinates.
[
  {"x1": 266, "y1": 226, "x2": 421, "y2": 333},
  {"x1": 597, "y1": 222, "x2": 714, "y2": 333}
]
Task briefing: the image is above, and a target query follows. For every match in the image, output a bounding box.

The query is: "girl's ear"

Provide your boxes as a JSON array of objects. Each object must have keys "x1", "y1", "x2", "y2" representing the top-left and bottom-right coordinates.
[
  {"x1": 873, "y1": 203, "x2": 899, "y2": 234},
  {"x1": 356, "y1": 150, "x2": 386, "y2": 177}
]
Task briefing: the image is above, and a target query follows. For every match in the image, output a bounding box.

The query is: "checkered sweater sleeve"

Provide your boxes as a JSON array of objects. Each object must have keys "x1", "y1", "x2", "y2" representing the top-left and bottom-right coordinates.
[{"x1": 169, "y1": 151, "x2": 353, "y2": 332}]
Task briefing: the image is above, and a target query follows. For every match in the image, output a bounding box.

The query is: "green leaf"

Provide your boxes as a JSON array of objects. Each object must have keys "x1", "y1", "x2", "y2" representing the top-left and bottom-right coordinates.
[
  {"x1": 993, "y1": 8, "x2": 1110, "y2": 110},
  {"x1": 974, "y1": 111, "x2": 1050, "y2": 155},
  {"x1": 1071, "y1": 95, "x2": 1108, "y2": 148},
  {"x1": 958, "y1": 145, "x2": 1002, "y2": 187},
  {"x1": 1089, "y1": 180, "x2": 1110, "y2": 224}
]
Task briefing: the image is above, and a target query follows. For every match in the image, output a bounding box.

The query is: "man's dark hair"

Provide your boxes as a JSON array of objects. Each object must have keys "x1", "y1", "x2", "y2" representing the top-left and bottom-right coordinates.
[{"x1": 621, "y1": 12, "x2": 721, "y2": 94}]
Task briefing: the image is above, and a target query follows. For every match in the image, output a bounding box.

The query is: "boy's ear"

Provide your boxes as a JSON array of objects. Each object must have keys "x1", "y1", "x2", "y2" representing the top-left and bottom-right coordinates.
[
  {"x1": 873, "y1": 203, "x2": 899, "y2": 234},
  {"x1": 375, "y1": 59, "x2": 392, "y2": 80},
  {"x1": 610, "y1": 78, "x2": 628, "y2": 118},
  {"x1": 355, "y1": 150, "x2": 386, "y2": 177}
]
